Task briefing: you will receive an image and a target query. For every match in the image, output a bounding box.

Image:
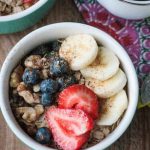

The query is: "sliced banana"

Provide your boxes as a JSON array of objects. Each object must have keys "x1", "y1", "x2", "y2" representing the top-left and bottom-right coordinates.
[
  {"x1": 85, "y1": 69, "x2": 127, "y2": 98},
  {"x1": 81, "y1": 47, "x2": 119, "y2": 81},
  {"x1": 96, "y1": 90, "x2": 128, "y2": 126},
  {"x1": 59, "y1": 34, "x2": 98, "y2": 71}
]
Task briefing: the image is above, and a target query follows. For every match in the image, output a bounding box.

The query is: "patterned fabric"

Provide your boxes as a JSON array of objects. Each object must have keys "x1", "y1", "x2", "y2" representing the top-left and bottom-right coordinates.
[{"x1": 74, "y1": 0, "x2": 150, "y2": 107}]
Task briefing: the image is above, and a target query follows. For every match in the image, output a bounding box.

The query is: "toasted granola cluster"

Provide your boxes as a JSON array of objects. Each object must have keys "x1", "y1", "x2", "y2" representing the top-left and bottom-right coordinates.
[{"x1": 0, "y1": 0, "x2": 38, "y2": 16}]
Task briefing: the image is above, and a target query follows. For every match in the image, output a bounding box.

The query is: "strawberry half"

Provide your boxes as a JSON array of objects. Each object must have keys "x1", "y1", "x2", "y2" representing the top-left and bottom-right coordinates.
[
  {"x1": 58, "y1": 84, "x2": 99, "y2": 119},
  {"x1": 46, "y1": 106, "x2": 93, "y2": 136},
  {"x1": 45, "y1": 106, "x2": 92, "y2": 150}
]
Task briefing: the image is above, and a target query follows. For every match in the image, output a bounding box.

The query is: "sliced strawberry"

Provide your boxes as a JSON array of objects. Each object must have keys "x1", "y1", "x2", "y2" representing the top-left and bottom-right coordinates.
[
  {"x1": 45, "y1": 106, "x2": 91, "y2": 150},
  {"x1": 58, "y1": 84, "x2": 99, "y2": 119},
  {"x1": 46, "y1": 106, "x2": 93, "y2": 136}
]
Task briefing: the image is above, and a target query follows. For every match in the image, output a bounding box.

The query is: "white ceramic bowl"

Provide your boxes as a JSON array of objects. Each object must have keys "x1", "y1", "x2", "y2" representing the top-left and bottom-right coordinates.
[
  {"x1": 0, "y1": 23, "x2": 139, "y2": 150},
  {"x1": 98, "y1": 0, "x2": 150, "y2": 19}
]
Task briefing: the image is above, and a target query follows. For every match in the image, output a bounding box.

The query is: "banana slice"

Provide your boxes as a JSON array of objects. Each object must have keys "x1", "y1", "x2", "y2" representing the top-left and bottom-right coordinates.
[
  {"x1": 59, "y1": 34, "x2": 98, "y2": 71},
  {"x1": 85, "y1": 69, "x2": 127, "y2": 98},
  {"x1": 96, "y1": 90, "x2": 128, "y2": 126},
  {"x1": 81, "y1": 47, "x2": 119, "y2": 81}
]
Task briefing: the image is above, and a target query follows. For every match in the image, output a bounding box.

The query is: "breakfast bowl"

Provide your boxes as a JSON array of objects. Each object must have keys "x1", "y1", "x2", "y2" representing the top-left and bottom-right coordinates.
[
  {"x1": 0, "y1": 0, "x2": 56, "y2": 34},
  {"x1": 0, "y1": 23, "x2": 139, "y2": 150}
]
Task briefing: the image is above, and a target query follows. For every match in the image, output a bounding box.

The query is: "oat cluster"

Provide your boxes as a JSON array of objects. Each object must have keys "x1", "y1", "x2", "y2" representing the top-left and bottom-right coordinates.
[{"x1": 0, "y1": 0, "x2": 37, "y2": 16}]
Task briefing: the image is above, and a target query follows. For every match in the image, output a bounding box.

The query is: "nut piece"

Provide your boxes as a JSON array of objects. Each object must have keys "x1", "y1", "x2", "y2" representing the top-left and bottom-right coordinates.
[
  {"x1": 33, "y1": 84, "x2": 40, "y2": 92},
  {"x1": 35, "y1": 114, "x2": 48, "y2": 128},
  {"x1": 16, "y1": 107, "x2": 37, "y2": 122},
  {"x1": 17, "y1": 82, "x2": 40, "y2": 104},
  {"x1": 17, "y1": 82, "x2": 26, "y2": 91},
  {"x1": 93, "y1": 131, "x2": 104, "y2": 140},
  {"x1": 34, "y1": 104, "x2": 44, "y2": 116},
  {"x1": 16, "y1": 105, "x2": 44, "y2": 123},
  {"x1": 13, "y1": 6, "x2": 24, "y2": 13},
  {"x1": 39, "y1": 58, "x2": 50, "y2": 69},
  {"x1": 10, "y1": 65, "x2": 24, "y2": 88},
  {"x1": 102, "y1": 127, "x2": 110, "y2": 136},
  {"x1": 41, "y1": 69, "x2": 49, "y2": 79},
  {"x1": 24, "y1": 55, "x2": 42, "y2": 69}
]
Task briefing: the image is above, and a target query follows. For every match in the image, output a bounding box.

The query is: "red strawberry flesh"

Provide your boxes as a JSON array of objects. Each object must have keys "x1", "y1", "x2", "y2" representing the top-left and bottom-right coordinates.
[
  {"x1": 58, "y1": 84, "x2": 99, "y2": 119},
  {"x1": 46, "y1": 106, "x2": 94, "y2": 136},
  {"x1": 45, "y1": 106, "x2": 92, "y2": 150}
]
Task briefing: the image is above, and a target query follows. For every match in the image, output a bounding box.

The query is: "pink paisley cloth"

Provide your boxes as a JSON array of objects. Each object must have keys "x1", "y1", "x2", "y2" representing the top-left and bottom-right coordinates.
[{"x1": 74, "y1": 0, "x2": 150, "y2": 90}]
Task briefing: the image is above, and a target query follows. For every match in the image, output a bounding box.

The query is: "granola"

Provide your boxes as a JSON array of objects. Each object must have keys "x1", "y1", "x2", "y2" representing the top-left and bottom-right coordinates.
[{"x1": 0, "y1": 0, "x2": 38, "y2": 16}]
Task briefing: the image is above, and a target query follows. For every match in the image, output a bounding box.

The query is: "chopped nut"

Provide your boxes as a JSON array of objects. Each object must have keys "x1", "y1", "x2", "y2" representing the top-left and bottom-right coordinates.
[
  {"x1": 10, "y1": 65, "x2": 24, "y2": 88},
  {"x1": 24, "y1": 55, "x2": 42, "y2": 69},
  {"x1": 16, "y1": 105, "x2": 44, "y2": 123},
  {"x1": 16, "y1": 107, "x2": 37, "y2": 122},
  {"x1": 17, "y1": 82, "x2": 26, "y2": 92},
  {"x1": 74, "y1": 72, "x2": 81, "y2": 80},
  {"x1": 18, "y1": 91, "x2": 40, "y2": 104},
  {"x1": 41, "y1": 69, "x2": 49, "y2": 79},
  {"x1": 16, "y1": 0, "x2": 23, "y2": 6},
  {"x1": 35, "y1": 114, "x2": 48, "y2": 128},
  {"x1": 34, "y1": 104, "x2": 44, "y2": 116},
  {"x1": 40, "y1": 58, "x2": 50, "y2": 69},
  {"x1": 17, "y1": 82, "x2": 40, "y2": 104},
  {"x1": 13, "y1": 6, "x2": 24, "y2": 13},
  {"x1": 93, "y1": 131, "x2": 104, "y2": 140},
  {"x1": 102, "y1": 127, "x2": 110, "y2": 136},
  {"x1": 33, "y1": 84, "x2": 40, "y2": 92}
]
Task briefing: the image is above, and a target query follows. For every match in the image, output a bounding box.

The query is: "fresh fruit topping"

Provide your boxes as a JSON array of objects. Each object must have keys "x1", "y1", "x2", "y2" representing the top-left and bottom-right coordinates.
[
  {"x1": 49, "y1": 41, "x2": 61, "y2": 51},
  {"x1": 59, "y1": 34, "x2": 98, "y2": 71},
  {"x1": 85, "y1": 69, "x2": 127, "y2": 98},
  {"x1": 58, "y1": 84, "x2": 99, "y2": 119},
  {"x1": 81, "y1": 47, "x2": 119, "y2": 81},
  {"x1": 45, "y1": 106, "x2": 92, "y2": 150},
  {"x1": 35, "y1": 127, "x2": 51, "y2": 144},
  {"x1": 46, "y1": 106, "x2": 94, "y2": 136},
  {"x1": 40, "y1": 79, "x2": 58, "y2": 94},
  {"x1": 31, "y1": 44, "x2": 51, "y2": 56},
  {"x1": 96, "y1": 90, "x2": 128, "y2": 126},
  {"x1": 40, "y1": 93, "x2": 54, "y2": 106},
  {"x1": 57, "y1": 75, "x2": 78, "y2": 91},
  {"x1": 22, "y1": 68, "x2": 40, "y2": 85},
  {"x1": 50, "y1": 57, "x2": 70, "y2": 77}
]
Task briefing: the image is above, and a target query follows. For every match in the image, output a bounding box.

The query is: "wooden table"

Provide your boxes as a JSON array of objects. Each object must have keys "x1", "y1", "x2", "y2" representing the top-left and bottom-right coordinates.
[{"x1": 0, "y1": 0, "x2": 150, "y2": 150}]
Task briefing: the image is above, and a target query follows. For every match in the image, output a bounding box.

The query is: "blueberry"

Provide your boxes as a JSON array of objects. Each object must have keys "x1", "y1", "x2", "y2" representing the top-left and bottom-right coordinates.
[
  {"x1": 50, "y1": 41, "x2": 61, "y2": 51},
  {"x1": 40, "y1": 79, "x2": 58, "y2": 93},
  {"x1": 31, "y1": 44, "x2": 51, "y2": 56},
  {"x1": 58, "y1": 75, "x2": 78, "y2": 90},
  {"x1": 41, "y1": 93, "x2": 54, "y2": 106},
  {"x1": 22, "y1": 68, "x2": 40, "y2": 85},
  {"x1": 50, "y1": 57, "x2": 70, "y2": 77},
  {"x1": 35, "y1": 127, "x2": 51, "y2": 144}
]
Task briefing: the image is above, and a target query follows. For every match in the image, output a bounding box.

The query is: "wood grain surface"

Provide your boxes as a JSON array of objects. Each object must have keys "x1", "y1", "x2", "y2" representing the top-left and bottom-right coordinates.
[{"x1": 0, "y1": 0, "x2": 150, "y2": 150}]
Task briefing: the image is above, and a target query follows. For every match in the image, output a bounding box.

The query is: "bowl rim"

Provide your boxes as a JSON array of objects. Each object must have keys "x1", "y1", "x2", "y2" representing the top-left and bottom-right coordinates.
[
  {"x1": 0, "y1": 22, "x2": 139, "y2": 150},
  {"x1": 121, "y1": 0, "x2": 150, "y2": 5},
  {"x1": 0, "y1": 0, "x2": 48, "y2": 22}
]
